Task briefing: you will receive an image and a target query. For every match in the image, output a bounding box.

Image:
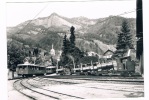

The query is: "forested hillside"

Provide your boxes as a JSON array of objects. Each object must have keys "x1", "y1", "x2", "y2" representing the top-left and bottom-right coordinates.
[{"x1": 7, "y1": 13, "x2": 136, "y2": 55}]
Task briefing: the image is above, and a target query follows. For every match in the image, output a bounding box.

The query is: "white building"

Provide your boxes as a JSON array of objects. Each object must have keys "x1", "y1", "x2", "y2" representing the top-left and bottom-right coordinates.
[
  {"x1": 88, "y1": 51, "x2": 97, "y2": 56},
  {"x1": 50, "y1": 44, "x2": 55, "y2": 56}
]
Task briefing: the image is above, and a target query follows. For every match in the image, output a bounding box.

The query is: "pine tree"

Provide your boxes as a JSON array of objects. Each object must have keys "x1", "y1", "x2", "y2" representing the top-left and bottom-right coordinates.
[
  {"x1": 62, "y1": 34, "x2": 68, "y2": 54},
  {"x1": 33, "y1": 47, "x2": 39, "y2": 57},
  {"x1": 115, "y1": 19, "x2": 133, "y2": 57},
  {"x1": 70, "y1": 26, "x2": 75, "y2": 47},
  {"x1": 60, "y1": 34, "x2": 70, "y2": 66},
  {"x1": 60, "y1": 26, "x2": 84, "y2": 69}
]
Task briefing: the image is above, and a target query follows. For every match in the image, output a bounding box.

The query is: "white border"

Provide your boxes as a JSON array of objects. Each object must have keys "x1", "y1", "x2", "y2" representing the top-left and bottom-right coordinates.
[{"x1": 1, "y1": 0, "x2": 149, "y2": 100}]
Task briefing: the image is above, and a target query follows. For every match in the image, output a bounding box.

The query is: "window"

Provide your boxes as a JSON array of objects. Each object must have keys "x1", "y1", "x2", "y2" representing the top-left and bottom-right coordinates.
[
  {"x1": 87, "y1": 63, "x2": 91, "y2": 66},
  {"x1": 22, "y1": 66, "x2": 25, "y2": 69},
  {"x1": 93, "y1": 63, "x2": 97, "y2": 66},
  {"x1": 36, "y1": 67, "x2": 38, "y2": 70}
]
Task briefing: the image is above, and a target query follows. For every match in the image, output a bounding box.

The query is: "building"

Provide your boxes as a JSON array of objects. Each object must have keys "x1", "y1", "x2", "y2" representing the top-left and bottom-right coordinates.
[
  {"x1": 50, "y1": 44, "x2": 55, "y2": 56},
  {"x1": 88, "y1": 51, "x2": 97, "y2": 56},
  {"x1": 103, "y1": 49, "x2": 114, "y2": 59}
]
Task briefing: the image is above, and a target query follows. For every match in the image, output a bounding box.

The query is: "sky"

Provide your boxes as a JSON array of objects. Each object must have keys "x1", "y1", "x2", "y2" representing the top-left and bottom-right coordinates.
[{"x1": 6, "y1": 0, "x2": 136, "y2": 27}]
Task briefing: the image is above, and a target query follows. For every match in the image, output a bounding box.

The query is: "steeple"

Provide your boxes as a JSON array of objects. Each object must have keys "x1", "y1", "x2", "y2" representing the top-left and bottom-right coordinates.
[
  {"x1": 50, "y1": 44, "x2": 55, "y2": 56},
  {"x1": 52, "y1": 44, "x2": 53, "y2": 49}
]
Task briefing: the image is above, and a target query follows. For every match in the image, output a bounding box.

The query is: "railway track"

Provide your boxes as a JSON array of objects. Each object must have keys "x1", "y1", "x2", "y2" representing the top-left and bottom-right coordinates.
[
  {"x1": 32, "y1": 77, "x2": 144, "y2": 93},
  {"x1": 13, "y1": 79, "x2": 60, "y2": 100},
  {"x1": 13, "y1": 80, "x2": 36, "y2": 100},
  {"x1": 38, "y1": 76, "x2": 144, "y2": 85},
  {"x1": 27, "y1": 78, "x2": 84, "y2": 99},
  {"x1": 13, "y1": 78, "x2": 84, "y2": 100},
  {"x1": 13, "y1": 76, "x2": 144, "y2": 99},
  {"x1": 14, "y1": 77, "x2": 144, "y2": 100}
]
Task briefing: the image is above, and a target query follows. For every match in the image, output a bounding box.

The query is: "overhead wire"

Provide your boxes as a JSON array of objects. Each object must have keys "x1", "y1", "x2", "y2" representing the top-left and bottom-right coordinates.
[
  {"x1": 17, "y1": 3, "x2": 49, "y2": 34},
  {"x1": 7, "y1": 0, "x2": 132, "y2": 3},
  {"x1": 93, "y1": 8, "x2": 141, "y2": 25}
]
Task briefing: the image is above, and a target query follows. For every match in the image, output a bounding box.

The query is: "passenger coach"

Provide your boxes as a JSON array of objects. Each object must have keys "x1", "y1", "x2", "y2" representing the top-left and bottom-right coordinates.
[
  {"x1": 16, "y1": 63, "x2": 46, "y2": 77},
  {"x1": 46, "y1": 66, "x2": 56, "y2": 74}
]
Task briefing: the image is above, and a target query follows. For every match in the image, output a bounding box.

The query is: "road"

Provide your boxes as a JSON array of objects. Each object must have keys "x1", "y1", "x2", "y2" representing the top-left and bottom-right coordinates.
[{"x1": 8, "y1": 75, "x2": 144, "y2": 99}]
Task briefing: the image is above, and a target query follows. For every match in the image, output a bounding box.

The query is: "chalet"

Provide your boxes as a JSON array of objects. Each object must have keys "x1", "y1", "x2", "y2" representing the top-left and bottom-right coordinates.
[{"x1": 103, "y1": 49, "x2": 114, "y2": 59}]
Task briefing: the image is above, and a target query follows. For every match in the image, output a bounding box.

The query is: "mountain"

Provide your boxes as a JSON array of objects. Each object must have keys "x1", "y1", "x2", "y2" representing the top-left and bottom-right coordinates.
[
  {"x1": 7, "y1": 13, "x2": 136, "y2": 55},
  {"x1": 84, "y1": 16, "x2": 136, "y2": 44},
  {"x1": 7, "y1": 13, "x2": 98, "y2": 35}
]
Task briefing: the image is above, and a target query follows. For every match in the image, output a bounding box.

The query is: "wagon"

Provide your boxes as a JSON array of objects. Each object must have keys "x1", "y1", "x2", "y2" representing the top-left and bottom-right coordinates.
[{"x1": 46, "y1": 66, "x2": 56, "y2": 74}]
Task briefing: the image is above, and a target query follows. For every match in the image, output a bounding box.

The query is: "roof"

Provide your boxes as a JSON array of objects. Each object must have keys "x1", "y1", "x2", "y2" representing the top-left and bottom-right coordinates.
[
  {"x1": 79, "y1": 56, "x2": 98, "y2": 64},
  {"x1": 17, "y1": 63, "x2": 45, "y2": 67},
  {"x1": 46, "y1": 66, "x2": 56, "y2": 68},
  {"x1": 120, "y1": 56, "x2": 131, "y2": 60},
  {"x1": 103, "y1": 49, "x2": 114, "y2": 55},
  {"x1": 17, "y1": 63, "x2": 37, "y2": 66}
]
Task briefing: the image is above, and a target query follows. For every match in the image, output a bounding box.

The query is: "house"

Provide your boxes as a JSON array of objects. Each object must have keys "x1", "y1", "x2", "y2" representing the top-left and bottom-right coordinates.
[
  {"x1": 88, "y1": 51, "x2": 97, "y2": 56},
  {"x1": 103, "y1": 49, "x2": 114, "y2": 59}
]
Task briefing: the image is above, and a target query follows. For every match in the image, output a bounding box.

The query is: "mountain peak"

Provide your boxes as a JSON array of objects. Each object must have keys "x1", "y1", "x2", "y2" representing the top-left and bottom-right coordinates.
[{"x1": 50, "y1": 12, "x2": 59, "y2": 16}]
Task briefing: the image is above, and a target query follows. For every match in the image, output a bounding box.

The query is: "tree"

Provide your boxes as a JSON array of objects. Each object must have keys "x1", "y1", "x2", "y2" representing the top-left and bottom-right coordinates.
[
  {"x1": 33, "y1": 47, "x2": 39, "y2": 57},
  {"x1": 115, "y1": 19, "x2": 133, "y2": 57},
  {"x1": 69, "y1": 26, "x2": 75, "y2": 47},
  {"x1": 7, "y1": 40, "x2": 26, "y2": 70},
  {"x1": 60, "y1": 34, "x2": 70, "y2": 66},
  {"x1": 60, "y1": 26, "x2": 84, "y2": 69},
  {"x1": 62, "y1": 34, "x2": 70, "y2": 54}
]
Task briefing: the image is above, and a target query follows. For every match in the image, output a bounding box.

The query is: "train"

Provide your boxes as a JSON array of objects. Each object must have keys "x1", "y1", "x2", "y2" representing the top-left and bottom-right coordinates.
[
  {"x1": 79, "y1": 61, "x2": 115, "y2": 76},
  {"x1": 56, "y1": 57, "x2": 136, "y2": 76},
  {"x1": 56, "y1": 61, "x2": 116, "y2": 76},
  {"x1": 16, "y1": 63, "x2": 56, "y2": 77},
  {"x1": 16, "y1": 56, "x2": 136, "y2": 77}
]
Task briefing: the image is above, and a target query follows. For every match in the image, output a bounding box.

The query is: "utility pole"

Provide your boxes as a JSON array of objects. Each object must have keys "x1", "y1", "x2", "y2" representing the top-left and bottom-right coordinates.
[
  {"x1": 136, "y1": 0, "x2": 143, "y2": 77},
  {"x1": 73, "y1": 59, "x2": 76, "y2": 73}
]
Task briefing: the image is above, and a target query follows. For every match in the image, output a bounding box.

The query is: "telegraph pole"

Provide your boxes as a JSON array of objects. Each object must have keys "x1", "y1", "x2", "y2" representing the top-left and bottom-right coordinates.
[{"x1": 136, "y1": 0, "x2": 143, "y2": 76}]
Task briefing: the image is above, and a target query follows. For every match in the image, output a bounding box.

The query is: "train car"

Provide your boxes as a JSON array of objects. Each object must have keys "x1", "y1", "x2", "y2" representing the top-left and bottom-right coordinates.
[
  {"x1": 73, "y1": 68, "x2": 81, "y2": 75},
  {"x1": 16, "y1": 63, "x2": 46, "y2": 77},
  {"x1": 56, "y1": 68, "x2": 64, "y2": 75},
  {"x1": 79, "y1": 64, "x2": 92, "y2": 75},
  {"x1": 95, "y1": 62, "x2": 114, "y2": 75},
  {"x1": 46, "y1": 66, "x2": 56, "y2": 74},
  {"x1": 79, "y1": 61, "x2": 115, "y2": 76}
]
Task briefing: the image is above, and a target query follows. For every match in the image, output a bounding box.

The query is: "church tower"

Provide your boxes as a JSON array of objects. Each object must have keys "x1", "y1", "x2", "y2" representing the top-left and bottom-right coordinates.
[{"x1": 50, "y1": 44, "x2": 55, "y2": 56}]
